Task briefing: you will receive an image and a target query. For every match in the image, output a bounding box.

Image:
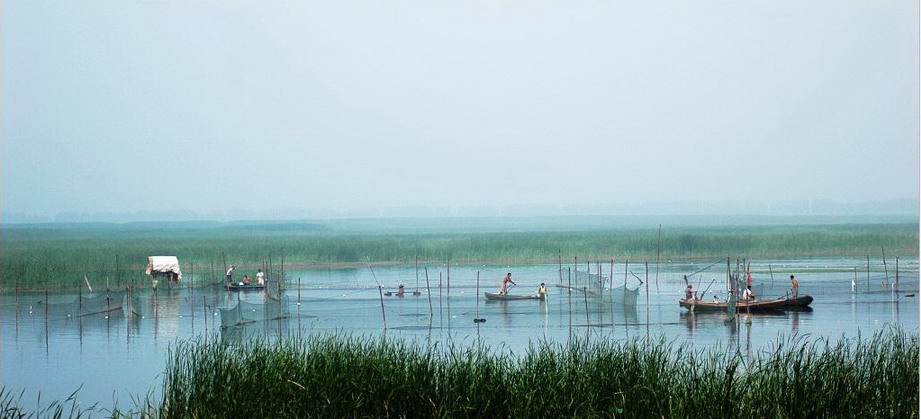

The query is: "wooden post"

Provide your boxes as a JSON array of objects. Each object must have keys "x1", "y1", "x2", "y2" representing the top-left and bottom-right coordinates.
[
  {"x1": 895, "y1": 257, "x2": 900, "y2": 292},
  {"x1": 655, "y1": 224, "x2": 661, "y2": 292},
  {"x1": 558, "y1": 249, "x2": 563, "y2": 286},
  {"x1": 583, "y1": 286, "x2": 590, "y2": 330},
  {"x1": 867, "y1": 255, "x2": 871, "y2": 293},
  {"x1": 610, "y1": 258, "x2": 615, "y2": 323},
  {"x1": 425, "y1": 267, "x2": 433, "y2": 317},
  {"x1": 623, "y1": 259, "x2": 629, "y2": 292},
  {"x1": 882, "y1": 246, "x2": 890, "y2": 287},
  {"x1": 645, "y1": 261, "x2": 651, "y2": 340},
  {"x1": 210, "y1": 258, "x2": 215, "y2": 286},
  {"x1": 568, "y1": 267, "x2": 572, "y2": 340},
  {"x1": 475, "y1": 271, "x2": 481, "y2": 322},
  {"x1": 378, "y1": 285, "x2": 387, "y2": 330},
  {"x1": 574, "y1": 256, "x2": 578, "y2": 285}
]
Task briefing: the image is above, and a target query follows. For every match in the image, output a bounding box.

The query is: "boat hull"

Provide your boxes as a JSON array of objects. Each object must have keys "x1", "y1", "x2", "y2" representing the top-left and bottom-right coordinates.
[
  {"x1": 228, "y1": 284, "x2": 265, "y2": 292},
  {"x1": 484, "y1": 292, "x2": 544, "y2": 301},
  {"x1": 678, "y1": 295, "x2": 812, "y2": 312}
]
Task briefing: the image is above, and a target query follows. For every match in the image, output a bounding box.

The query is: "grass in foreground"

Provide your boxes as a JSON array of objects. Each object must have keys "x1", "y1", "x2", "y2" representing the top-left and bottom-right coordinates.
[{"x1": 156, "y1": 329, "x2": 918, "y2": 419}]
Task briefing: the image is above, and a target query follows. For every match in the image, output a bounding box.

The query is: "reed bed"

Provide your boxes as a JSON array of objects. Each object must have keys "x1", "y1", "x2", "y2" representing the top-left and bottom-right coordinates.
[
  {"x1": 159, "y1": 329, "x2": 919, "y2": 419},
  {"x1": 3, "y1": 222, "x2": 917, "y2": 290}
]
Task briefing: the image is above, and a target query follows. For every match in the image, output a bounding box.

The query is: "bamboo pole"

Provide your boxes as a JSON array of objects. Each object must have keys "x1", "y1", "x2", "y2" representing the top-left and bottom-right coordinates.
[
  {"x1": 610, "y1": 258, "x2": 615, "y2": 323},
  {"x1": 475, "y1": 271, "x2": 481, "y2": 323},
  {"x1": 623, "y1": 259, "x2": 629, "y2": 294},
  {"x1": 425, "y1": 267, "x2": 433, "y2": 317},
  {"x1": 655, "y1": 224, "x2": 661, "y2": 292},
  {"x1": 644, "y1": 262, "x2": 649, "y2": 325},
  {"x1": 567, "y1": 267, "x2": 573, "y2": 341},
  {"x1": 895, "y1": 257, "x2": 900, "y2": 292},
  {"x1": 558, "y1": 249, "x2": 563, "y2": 286},
  {"x1": 867, "y1": 255, "x2": 871, "y2": 293},
  {"x1": 882, "y1": 246, "x2": 890, "y2": 287}
]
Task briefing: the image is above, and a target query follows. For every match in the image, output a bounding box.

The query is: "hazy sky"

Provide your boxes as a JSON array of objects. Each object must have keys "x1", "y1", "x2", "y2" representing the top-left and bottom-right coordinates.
[{"x1": 2, "y1": 0, "x2": 918, "y2": 220}]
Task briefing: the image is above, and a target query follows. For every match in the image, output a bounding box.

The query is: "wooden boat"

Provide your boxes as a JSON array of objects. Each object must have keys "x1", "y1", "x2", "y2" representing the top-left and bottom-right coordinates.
[
  {"x1": 227, "y1": 283, "x2": 265, "y2": 292},
  {"x1": 484, "y1": 292, "x2": 545, "y2": 301},
  {"x1": 678, "y1": 295, "x2": 813, "y2": 312}
]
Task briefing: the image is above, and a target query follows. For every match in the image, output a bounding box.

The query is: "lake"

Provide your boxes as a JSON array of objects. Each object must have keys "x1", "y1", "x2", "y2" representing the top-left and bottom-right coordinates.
[{"x1": 2, "y1": 258, "x2": 918, "y2": 409}]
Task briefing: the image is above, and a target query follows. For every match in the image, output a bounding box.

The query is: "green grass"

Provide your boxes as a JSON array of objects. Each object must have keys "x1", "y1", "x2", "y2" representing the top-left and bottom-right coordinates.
[
  {"x1": 1, "y1": 221, "x2": 917, "y2": 290},
  {"x1": 154, "y1": 329, "x2": 918, "y2": 418}
]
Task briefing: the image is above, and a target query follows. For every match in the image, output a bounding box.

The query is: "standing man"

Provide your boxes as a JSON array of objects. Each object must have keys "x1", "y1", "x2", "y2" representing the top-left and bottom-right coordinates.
[
  {"x1": 256, "y1": 269, "x2": 266, "y2": 286},
  {"x1": 226, "y1": 265, "x2": 235, "y2": 284},
  {"x1": 790, "y1": 275, "x2": 799, "y2": 298},
  {"x1": 498, "y1": 272, "x2": 516, "y2": 295},
  {"x1": 685, "y1": 284, "x2": 695, "y2": 300}
]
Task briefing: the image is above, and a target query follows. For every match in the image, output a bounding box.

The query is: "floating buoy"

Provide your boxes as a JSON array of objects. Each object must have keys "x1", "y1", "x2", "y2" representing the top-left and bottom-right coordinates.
[{"x1": 474, "y1": 318, "x2": 486, "y2": 323}]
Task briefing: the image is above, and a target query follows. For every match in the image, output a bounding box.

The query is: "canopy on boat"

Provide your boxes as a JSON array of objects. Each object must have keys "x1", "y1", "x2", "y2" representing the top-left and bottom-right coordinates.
[{"x1": 145, "y1": 256, "x2": 182, "y2": 280}]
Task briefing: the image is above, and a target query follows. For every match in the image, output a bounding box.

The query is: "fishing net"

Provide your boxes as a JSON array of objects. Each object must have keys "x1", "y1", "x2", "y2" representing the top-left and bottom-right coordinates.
[
  {"x1": 219, "y1": 295, "x2": 288, "y2": 328},
  {"x1": 18, "y1": 291, "x2": 126, "y2": 320},
  {"x1": 566, "y1": 268, "x2": 639, "y2": 307}
]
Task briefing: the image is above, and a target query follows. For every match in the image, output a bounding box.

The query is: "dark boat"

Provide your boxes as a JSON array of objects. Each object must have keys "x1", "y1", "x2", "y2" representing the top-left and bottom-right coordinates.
[
  {"x1": 484, "y1": 292, "x2": 545, "y2": 301},
  {"x1": 678, "y1": 295, "x2": 813, "y2": 312},
  {"x1": 228, "y1": 283, "x2": 265, "y2": 292}
]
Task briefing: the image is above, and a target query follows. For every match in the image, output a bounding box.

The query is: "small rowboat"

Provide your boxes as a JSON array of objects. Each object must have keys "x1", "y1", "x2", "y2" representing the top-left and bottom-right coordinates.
[
  {"x1": 678, "y1": 295, "x2": 813, "y2": 312},
  {"x1": 484, "y1": 292, "x2": 545, "y2": 301},
  {"x1": 228, "y1": 283, "x2": 265, "y2": 292}
]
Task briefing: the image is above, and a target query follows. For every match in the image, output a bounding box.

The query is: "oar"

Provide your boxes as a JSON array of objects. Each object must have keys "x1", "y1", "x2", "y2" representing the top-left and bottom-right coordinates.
[{"x1": 698, "y1": 278, "x2": 717, "y2": 300}]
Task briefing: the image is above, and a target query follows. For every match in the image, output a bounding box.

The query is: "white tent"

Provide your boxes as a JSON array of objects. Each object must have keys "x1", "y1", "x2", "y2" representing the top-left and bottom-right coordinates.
[{"x1": 145, "y1": 256, "x2": 182, "y2": 280}]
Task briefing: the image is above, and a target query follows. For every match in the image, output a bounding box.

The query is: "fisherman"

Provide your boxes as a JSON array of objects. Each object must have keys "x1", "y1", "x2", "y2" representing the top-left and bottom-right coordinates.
[
  {"x1": 498, "y1": 272, "x2": 516, "y2": 295},
  {"x1": 256, "y1": 269, "x2": 265, "y2": 286},
  {"x1": 225, "y1": 265, "x2": 235, "y2": 283},
  {"x1": 243, "y1": 274, "x2": 251, "y2": 285},
  {"x1": 537, "y1": 282, "x2": 548, "y2": 298},
  {"x1": 742, "y1": 285, "x2": 756, "y2": 301},
  {"x1": 685, "y1": 284, "x2": 695, "y2": 300},
  {"x1": 790, "y1": 275, "x2": 799, "y2": 298},
  {"x1": 712, "y1": 295, "x2": 719, "y2": 303},
  {"x1": 396, "y1": 284, "x2": 405, "y2": 297}
]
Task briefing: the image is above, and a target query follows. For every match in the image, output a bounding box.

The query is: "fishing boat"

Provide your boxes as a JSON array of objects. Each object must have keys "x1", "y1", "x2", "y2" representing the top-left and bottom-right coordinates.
[
  {"x1": 484, "y1": 292, "x2": 545, "y2": 301},
  {"x1": 227, "y1": 283, "x2": 265, "y2": 292},
  {"x1": 678, "y1": 295, "x2": 813, "y2": 313}
]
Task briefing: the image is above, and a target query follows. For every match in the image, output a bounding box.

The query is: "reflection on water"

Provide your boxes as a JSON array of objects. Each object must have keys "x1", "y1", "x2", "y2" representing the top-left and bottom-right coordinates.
[{"x1": 1, "y1": 260, "x2": 918, "y2": 407}]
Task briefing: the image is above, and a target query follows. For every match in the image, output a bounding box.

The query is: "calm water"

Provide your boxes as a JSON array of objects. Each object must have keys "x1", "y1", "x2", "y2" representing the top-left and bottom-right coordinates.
[{"x1": 2, "y1": 258, "x2": 918, "y2": 409}]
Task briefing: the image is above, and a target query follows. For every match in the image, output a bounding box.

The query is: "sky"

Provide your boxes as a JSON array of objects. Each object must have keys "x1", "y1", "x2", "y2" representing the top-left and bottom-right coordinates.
[{"x1": 2, "y1": 0, "x2": 919, "y2": 222}]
